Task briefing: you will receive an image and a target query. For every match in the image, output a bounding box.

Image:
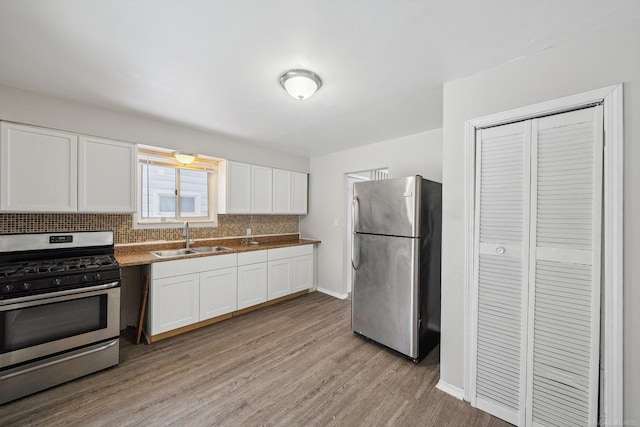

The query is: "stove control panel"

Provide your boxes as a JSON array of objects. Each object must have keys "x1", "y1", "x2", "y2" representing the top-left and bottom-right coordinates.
[{"x1": 0, "y1": 268, "x2": 121, "y2": 300}]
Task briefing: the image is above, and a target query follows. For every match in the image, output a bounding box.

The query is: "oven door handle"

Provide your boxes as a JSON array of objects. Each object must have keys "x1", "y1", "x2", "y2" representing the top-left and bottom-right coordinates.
[{"x1": 0, "y1": 281, "x2": 119, "y2": 306}]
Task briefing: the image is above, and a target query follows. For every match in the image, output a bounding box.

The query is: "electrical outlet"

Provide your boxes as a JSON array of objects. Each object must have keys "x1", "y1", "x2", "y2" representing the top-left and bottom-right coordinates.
[{"x1": 246, "y1": 228, "x2": 251, "y2": 236}]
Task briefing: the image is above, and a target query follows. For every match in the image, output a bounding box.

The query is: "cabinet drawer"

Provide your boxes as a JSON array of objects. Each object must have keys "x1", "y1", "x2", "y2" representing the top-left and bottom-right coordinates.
[
  {"x1": 267, "y1": 244, "x2": 313, "y2": 261},
  {"x1": 238, "y1": 250, "x2": 268, "y2": 266},
  {"x1": 152, "y1": 253, "x2": 237, "y2": 279}
]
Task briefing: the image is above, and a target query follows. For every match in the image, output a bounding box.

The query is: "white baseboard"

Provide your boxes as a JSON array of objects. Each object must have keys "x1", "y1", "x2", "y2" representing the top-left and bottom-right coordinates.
[
  {"x1": 436, "y1": 379, "x2": 465, "y2": 400},
  {"x1": 316, "y1": 287, "x2": 349, "y2": 300}
]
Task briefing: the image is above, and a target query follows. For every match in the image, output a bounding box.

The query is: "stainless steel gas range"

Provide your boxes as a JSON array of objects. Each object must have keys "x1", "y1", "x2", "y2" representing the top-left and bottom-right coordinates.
[{"x1": 0, "y1": 231, "x2": 121, "y2": 404}]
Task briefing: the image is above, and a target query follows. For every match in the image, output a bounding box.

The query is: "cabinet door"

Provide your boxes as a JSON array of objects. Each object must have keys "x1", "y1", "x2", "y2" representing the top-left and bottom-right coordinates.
[
  {"x1": 219, "y1": 161, "x2": 251, "y2": 213},
  {"x1": 272, "y1": 169, "x2": 291, "y2": 213},
  {"x1": 292, "y1": 255, "x2": 313, "y2": 292},
  {"x1": 251, "y1": 165, "x2": 273, "y2": 214},
  {"x1": 78, "y1": 136, "x2": 136, "y2": 212},
  {"x1": 237, "y1": 262, "x2": 268, "y2": 309},
  {"x1": 0, "y1": 122, "x2": 78, "y2": 212},
  {"x1": 150, "y1": 273, "x2": 199, "y2": 335},
  {"x1": 268, "y1": 258, "x2": 292, "y2": 300},
  {"x1": 291, "y1": 172, "x2": 308, "y2": 214},
  {"x1": 200, "y1": 267, "x2": 237, "y2": 321}
]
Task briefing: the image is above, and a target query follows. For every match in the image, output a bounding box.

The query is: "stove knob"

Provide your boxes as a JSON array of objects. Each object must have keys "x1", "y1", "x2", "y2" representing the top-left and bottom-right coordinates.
[
  {"x1": 82, "y1": 275, "x2": 89, "y2": 283},
  {"x1": 22, "y1": 282, "x2": 32, "y2": 291},
  {"x1": 95, "y1": 273, "x2": 102, "y2": 281},
  {"x1": 53, "y1": 278, "x2": 63, "y2": 286},
  {"x1": 2, "y1": 284, "x2": 15, "y2": 293}
]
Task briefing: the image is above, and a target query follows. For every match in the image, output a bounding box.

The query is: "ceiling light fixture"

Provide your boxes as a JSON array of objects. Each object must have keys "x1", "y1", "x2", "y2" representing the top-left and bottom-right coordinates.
[
  {"x1": 279, "y1": 69, "x2": 322, "y2": 100},
  {"x1": 172, "y1": 151, "x2": 198, "y2": 165}
]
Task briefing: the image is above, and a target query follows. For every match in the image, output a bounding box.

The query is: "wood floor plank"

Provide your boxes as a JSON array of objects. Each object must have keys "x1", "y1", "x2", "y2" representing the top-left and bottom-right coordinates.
[{"x1": 0, "y1": 292, "x2": 510, "y2": 427}]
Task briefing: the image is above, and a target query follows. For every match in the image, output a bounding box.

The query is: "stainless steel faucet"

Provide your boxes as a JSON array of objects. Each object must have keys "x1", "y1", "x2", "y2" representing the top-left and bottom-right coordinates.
[{"x1": 183, "y1": 221, "x2": 190, "y2": 249}]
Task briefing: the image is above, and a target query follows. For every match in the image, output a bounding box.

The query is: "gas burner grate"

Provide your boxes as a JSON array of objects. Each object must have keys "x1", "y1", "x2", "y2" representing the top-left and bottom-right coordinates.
[{"x1": 0, "y1": 255, "x2": 118, "y2": 280}]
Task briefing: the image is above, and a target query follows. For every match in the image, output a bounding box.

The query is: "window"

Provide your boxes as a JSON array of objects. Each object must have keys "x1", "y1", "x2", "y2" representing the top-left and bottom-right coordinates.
[{"x1": 136, "y1": 146, "x2": 218, "y2": 227}]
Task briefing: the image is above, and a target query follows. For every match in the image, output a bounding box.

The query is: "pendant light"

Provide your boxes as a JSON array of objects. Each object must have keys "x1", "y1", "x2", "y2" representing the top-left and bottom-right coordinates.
[{"x1": 279, "y1": 69, "x2": 322, "y2": 100}]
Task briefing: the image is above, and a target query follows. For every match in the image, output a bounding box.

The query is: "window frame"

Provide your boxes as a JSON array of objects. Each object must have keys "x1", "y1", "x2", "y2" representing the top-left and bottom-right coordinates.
[{"x1": 133, "y1": 145, "x2": 219, "y2": 229}]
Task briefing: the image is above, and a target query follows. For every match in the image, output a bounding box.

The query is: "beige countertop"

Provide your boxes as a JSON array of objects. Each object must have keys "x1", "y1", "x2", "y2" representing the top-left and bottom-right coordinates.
[{"x1": 115, "y1": 233, "x2": 320, "y2": 267}]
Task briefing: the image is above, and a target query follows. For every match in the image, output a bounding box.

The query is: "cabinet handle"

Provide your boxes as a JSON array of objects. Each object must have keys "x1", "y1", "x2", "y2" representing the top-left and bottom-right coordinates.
[{"x1": 496, "y1": 246, "x2": 505, "y2": 255}]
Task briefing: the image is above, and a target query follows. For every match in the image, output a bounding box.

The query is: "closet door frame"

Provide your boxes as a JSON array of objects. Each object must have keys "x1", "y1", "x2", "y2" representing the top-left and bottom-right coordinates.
[{"x1": 462, "y1": 84, "x2": 623, "y2": 425}]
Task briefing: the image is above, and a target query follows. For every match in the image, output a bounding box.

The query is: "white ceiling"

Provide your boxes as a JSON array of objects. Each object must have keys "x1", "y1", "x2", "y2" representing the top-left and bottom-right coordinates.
[{"x1": 1, "y1": 1, "x2": 638, "y2": 158}]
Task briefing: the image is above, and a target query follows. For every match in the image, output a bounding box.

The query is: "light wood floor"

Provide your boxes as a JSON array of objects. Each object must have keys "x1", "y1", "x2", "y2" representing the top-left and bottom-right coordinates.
[{"x1": 1, "y1": 292, "x2": 510, "y2": 427}]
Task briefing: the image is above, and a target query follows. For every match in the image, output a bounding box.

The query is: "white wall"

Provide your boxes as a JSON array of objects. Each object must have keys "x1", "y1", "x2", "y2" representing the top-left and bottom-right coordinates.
[
  {"x1": 441, "y1": 18, "x2": 640, "y2": 422},
  {"x1": 300, "y1": 129, "x2": 442, "y2": 296},
  {"x1": 0, "y1": 85, "x2": 308, "y2": 172}
]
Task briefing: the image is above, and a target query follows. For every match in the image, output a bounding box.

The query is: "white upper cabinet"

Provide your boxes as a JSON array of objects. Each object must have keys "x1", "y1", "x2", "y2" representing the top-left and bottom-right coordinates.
[
  {"x1": 1, "y1": 122, "x2": 78, "y2": 212},
  {"x1": 291, "y1": 172, "x2": 308, "y2": 214},
  {"x1": 273, "y1": 169, "x2": 308, "y2": 215},
  {"x1": 0, "y1": 122, "x2": 136, "y2": 213},
  {"x1": 218, "y1": 160, "x2": 251, "y2": 214},
  {"x1": 219, "y1": 161, "x2": 307, "y2": 215},
  {"x1": 78, "y1": 135, "x2": 136, "y2": 213},
  {"x1": 272, "y1": 169, "x2": 292, "y2": 213},
  {"x1": 251, "y1": 165, "x2": 273, "y2": 214}
]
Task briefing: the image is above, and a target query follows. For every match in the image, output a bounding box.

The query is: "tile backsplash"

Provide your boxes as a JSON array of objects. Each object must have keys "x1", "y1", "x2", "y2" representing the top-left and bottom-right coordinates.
[{"x1": 0, "y1": 213, "x2": 299, "y2": 244}]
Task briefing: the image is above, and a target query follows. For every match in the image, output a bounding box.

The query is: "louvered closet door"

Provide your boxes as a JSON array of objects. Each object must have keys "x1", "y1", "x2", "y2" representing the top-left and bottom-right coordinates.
[
  {"x1": 472, "y1": 121, "x2": 531, "y2": 426},
  {"x1": 526, "y1": 106, "x2": 603, "y2": 426}
]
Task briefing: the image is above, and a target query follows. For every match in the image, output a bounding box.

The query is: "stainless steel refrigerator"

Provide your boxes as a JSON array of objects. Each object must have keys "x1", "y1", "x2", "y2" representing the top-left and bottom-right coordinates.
[{"x1": 351, "y1": 175, "x2": 441, "y2": 362}]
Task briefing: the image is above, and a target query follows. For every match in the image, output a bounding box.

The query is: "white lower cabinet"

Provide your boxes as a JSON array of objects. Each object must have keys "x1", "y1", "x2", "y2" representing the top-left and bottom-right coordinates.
[
  {"x1": 292, "y1": 255, "x2": 313, "y2": 293},
  {"x1": 199, "y1": 267, "x2": 237, "y2": 321},
  {"x1": 267, "y1": 245, "x2": 313, "y2": 300},
  {"x1": 268, "y1": 258, "x2": 293, "y2": 300},
  {"x1": 237, "y1": 250, "x2": 268, "y2": 309},
  {"x1": 151, "y1": 273, "x2": 199, "y2": 335},
  {"x1": 147, "y1": 253, "x2": 237, "y2": 338},
  {"x1": 146, "y1": 246, "x2": 314, "y2": 340}
]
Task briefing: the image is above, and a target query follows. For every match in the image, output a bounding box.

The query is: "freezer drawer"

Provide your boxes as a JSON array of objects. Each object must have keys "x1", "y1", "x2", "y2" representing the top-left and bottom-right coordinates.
[{"x1": 352, "y1": 233, "x2": 419, "y2": 358}]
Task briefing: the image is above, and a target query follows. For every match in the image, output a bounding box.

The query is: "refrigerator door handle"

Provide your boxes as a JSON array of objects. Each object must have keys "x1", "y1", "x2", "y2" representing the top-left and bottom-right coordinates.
[{"x1": 352, "y1": 195, "x2": 360, "y2": 270}]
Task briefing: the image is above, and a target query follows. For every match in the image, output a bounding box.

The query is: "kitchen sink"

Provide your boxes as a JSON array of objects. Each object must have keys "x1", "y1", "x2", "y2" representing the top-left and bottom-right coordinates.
[
  {"x1": 151, "y1": 248, "x2": 196, "y2": 258},
  {"x1": 150, "y1": 246, "x2": 232, "y2": 258},
  {"x1": 189, "y1": 246, "x2": 232, "y2": 253}
]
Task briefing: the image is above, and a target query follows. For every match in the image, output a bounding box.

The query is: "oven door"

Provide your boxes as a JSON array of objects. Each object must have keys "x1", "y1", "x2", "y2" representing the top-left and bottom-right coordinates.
[{"x1": 0, "y1": 282, "x2": 120, "y2": 369}]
